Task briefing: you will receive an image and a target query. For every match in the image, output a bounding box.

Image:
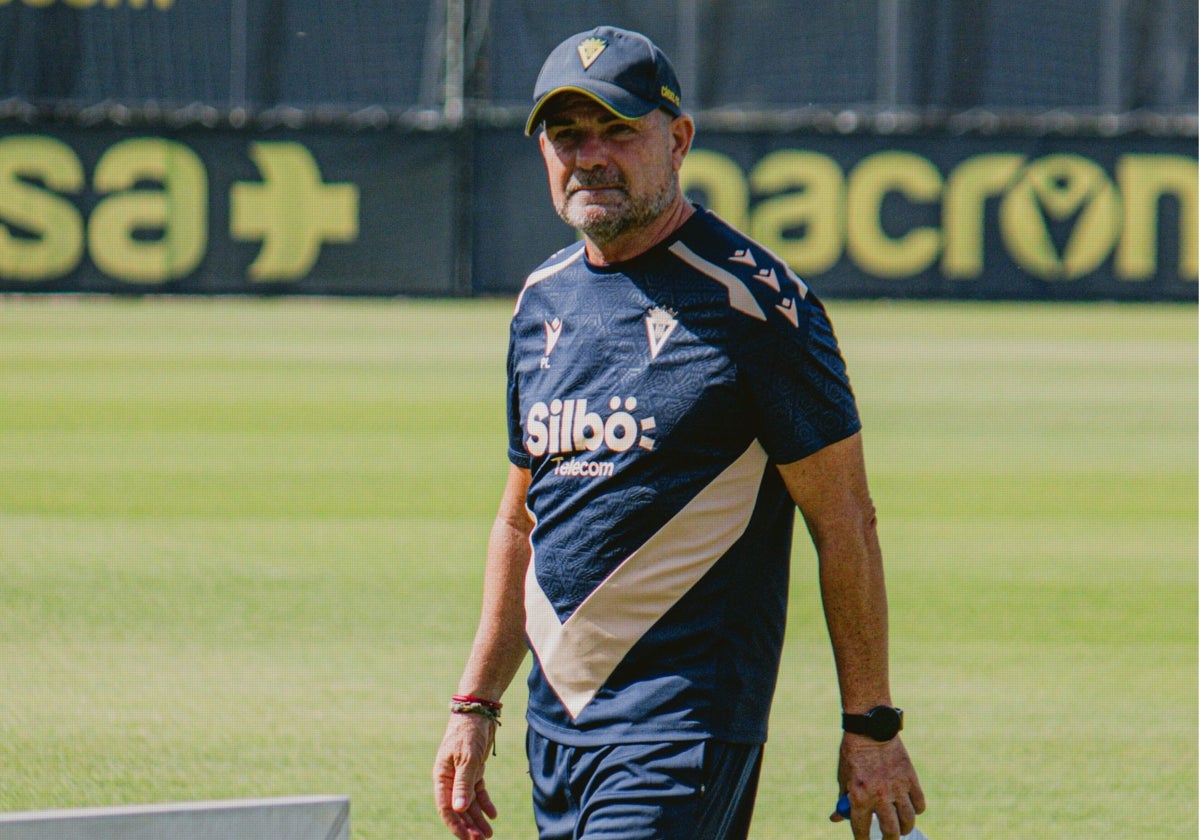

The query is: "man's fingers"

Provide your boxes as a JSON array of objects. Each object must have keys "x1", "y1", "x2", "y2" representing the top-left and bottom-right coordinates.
[
  {"x1": 434, "y1": 715, "x2": 499, "y2": 840},
  {"x1": 849, "y1": 806, "x2": 873, "y2": 840},
  {"x1": 895, "y1": 796, "x2": 918, "y2": 836},
  {"x1": 474, "y1": 779, "x2": 498, "y2": 819},
  {"x1": 833, "y1": 791, "x2": 916, "y2": 839},
  {"x1": 452, "y1": 764, "x2": 479, "y2": 812},
  {"x1": 449, "y1": 768, "x2": 497, "y2": 838},
  {"x1": 445, "y1": 810, "x2": 492, "y2": 840},
  {"x1": 910, "y1": 778, "x2": 928, "y2": 814},
  {"x1": 440, "y1": 790, "x2": 494, "y2": 840},
  {"x1": 874, "y1": 801, "x2": 904, "y2": 839}
]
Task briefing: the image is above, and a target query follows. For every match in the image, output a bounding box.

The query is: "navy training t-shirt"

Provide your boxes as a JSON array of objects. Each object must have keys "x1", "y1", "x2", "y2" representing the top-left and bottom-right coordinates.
[{"x1": 507, "y1": 207, "x2": 861, "y2": 746}]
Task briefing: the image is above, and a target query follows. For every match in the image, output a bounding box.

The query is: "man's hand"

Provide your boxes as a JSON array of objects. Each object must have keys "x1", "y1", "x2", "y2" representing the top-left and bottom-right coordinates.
[
  {"x1": 433, "y1": 714, "x2": 499, "y2": 840},
  {"x1": 829, "y1": 734, "x2": 925, "y2": 840}
]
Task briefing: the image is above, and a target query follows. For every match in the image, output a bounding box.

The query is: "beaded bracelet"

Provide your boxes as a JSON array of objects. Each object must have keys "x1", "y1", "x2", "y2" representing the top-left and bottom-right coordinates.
[
  {"x1": 449, "y1": 695, "x2": 502, "y2": 755},
  {"x1": 449, "y1": 694, "x2": 502, "y2": 725}
]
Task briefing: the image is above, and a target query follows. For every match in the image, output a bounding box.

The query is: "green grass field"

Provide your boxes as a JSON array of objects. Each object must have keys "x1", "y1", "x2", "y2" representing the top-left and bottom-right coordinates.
[{"x1": 0, "y1": 297, "x2": 1194, "y2": 839}]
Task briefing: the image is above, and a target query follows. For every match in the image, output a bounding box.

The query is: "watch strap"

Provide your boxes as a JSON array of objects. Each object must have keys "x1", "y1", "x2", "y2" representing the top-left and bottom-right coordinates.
[{"x1": 842, "y1": 705, "x2": 904, "y2": 741}]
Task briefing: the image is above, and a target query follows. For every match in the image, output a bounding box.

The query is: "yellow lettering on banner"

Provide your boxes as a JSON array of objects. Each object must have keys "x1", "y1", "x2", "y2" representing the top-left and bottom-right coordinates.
[
  {"x1": 846, "y1": 151, "x2": 943, "y2": 278},
  {"x1": 0, "y1": 132, "x2": 1190, "y2": 290},
  {"x1": 230, "y1": 142, "x2": 359, "y2": 281},
  {"x1": 1000, "y1": 154, "x2": 1121, "y2": 281},
  {"x1": 1115, "y1": 155, "x2": 1198, "y2": 281},
  {"x1": 749, "y1": 150, "x2": 844, "y2": 275},
  {"x1": 680, "y1": 149, "x2": 749, "y2": 231},
  {"x1": 89, "y1": 138, "x2": 207, "y2": 283},
  {"x1": 680, "y1": 148, "x2": 1196, "y2": 287},
  {"x1": 0, "y1": 136, "x2": 86, "y2": 281},
  {"x1": 941, "y1": 154, "x2": 1025, "y2": 279}
]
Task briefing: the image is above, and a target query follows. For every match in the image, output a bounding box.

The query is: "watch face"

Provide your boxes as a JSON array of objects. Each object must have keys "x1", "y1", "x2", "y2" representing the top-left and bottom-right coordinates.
[{"x1": 868, "y1": 707, "x2": 902, "y2": 740}]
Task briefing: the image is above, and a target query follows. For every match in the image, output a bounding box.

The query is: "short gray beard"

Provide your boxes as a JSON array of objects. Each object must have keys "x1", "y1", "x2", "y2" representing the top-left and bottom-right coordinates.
[{"x1": 558, "y1": 172, "x2": 678, "y2": 246}]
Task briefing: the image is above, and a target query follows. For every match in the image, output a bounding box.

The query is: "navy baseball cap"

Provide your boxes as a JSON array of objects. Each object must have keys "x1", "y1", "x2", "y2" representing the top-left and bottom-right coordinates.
[{"x1": 524, "y1": 26, "x2": 683, "y2": 136}]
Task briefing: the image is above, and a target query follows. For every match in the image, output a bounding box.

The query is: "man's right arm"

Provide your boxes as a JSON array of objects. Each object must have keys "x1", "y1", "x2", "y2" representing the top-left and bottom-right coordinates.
[{"x1": 433, "y1": 464, "x2": 533, "y2": 840}]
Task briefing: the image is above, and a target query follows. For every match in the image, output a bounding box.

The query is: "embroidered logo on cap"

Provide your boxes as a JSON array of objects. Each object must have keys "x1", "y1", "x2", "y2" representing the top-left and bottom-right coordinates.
[{"x1": 577, "y1": 37, "x2": 608, "y2": 69}]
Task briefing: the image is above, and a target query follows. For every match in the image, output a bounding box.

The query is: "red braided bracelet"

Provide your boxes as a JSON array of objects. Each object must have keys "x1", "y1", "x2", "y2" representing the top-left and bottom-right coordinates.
[
  {"x1": 449, "y1": 694, "x2": 503, "y2": 730},
  {"x1": 451, "y1": 694, "x2": 502, "y2": 711},
  {"x1": 449, "y1": 695, "x2": 502, "y2": 755}
]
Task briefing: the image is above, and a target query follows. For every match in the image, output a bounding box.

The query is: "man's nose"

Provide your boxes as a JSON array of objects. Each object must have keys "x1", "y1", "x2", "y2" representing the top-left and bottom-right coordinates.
[{"x1": 574, "y1": 133, "x2": 610, "y2": 168}]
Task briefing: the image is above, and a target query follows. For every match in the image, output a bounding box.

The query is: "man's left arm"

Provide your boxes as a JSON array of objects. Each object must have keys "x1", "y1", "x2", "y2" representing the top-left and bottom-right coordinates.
[{"x1": 777, "y1": 431, "x2": 926, "y2": 840}]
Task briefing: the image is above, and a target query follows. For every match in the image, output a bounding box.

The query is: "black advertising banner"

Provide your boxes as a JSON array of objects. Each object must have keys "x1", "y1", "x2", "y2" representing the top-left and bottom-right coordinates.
[
  {"x1": 472, "y1": 127, "x2": 575, "y2": 295},
  {"x1": 0, "y1": 125, "x2": 461, "y2": 295},
  {"x1": 475, "y1": 128, "x2": 1198, "y2": 302},
  {"x1": 0, "y1": 123, "x2": 1195, "y2": 300},
  {"x1": 680, "y1": 133, "x2": 1197, "y2": 301}
]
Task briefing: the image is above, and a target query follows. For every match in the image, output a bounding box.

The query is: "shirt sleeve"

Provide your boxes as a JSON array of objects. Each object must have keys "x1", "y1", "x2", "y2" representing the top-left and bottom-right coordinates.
[
  {"x1": 506, "y1": 321, "x2": 532, "y2": 469},
  {"x1": 735, "y1": 296, "x2": 862, "y2": 465}
]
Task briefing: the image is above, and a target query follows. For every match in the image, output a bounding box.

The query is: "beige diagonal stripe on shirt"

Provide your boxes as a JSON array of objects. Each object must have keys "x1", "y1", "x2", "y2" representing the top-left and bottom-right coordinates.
[{"x1": 525, "y1": 440, "x2": 769, "y2": 718}]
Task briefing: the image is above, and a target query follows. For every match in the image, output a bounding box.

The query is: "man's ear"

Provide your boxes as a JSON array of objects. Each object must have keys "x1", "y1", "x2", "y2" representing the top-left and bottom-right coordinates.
[{"x1": 670, "y1": 115, "x2": 695, "y2": 171}]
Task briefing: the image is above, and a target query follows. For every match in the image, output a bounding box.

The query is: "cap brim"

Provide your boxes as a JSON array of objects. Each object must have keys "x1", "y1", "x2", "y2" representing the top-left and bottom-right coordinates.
[{"x1": 524, "y1": 82, "x2": 659, "y2": 136}]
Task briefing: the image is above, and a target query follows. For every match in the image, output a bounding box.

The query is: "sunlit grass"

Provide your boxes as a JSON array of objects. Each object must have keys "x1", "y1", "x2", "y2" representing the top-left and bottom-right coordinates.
[{"x1": 0, "y1": 297, "x2": 1193, "y2": 839}]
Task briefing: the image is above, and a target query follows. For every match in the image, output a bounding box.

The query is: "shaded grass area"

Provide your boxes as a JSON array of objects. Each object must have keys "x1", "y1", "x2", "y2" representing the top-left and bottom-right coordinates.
[{"x1": 0, "y1": 297, "x2": 1194, "y2": 839}]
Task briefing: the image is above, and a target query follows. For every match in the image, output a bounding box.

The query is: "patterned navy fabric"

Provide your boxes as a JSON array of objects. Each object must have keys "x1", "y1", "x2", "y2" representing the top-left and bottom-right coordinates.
[{"x1": 508, "y1": 207, "x2": 860, "y2": 746}]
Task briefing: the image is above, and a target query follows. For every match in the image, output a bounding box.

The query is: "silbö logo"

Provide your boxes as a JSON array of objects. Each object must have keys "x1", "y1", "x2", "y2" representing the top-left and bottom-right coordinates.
[{"x1": 525, "y1": 397, "x2": 656, "y2": 474}]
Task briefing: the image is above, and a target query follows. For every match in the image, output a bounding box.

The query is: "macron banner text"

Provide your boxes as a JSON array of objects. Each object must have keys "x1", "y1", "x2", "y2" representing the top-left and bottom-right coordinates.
[{"x1": 0, "y1": 124, "x2": 1195, "y2": 300}]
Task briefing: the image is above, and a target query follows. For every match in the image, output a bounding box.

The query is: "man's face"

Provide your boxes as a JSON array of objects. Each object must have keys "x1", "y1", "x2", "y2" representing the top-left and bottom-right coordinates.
[{"x1": 538, "y1": 95, "x2": 689, "y2": 246}]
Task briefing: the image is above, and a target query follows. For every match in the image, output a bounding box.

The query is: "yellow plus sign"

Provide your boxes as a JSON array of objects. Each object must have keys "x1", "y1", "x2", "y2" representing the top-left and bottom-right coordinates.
[{"x1": 230, "y1": 142, "x2": 359, "y2": 281}]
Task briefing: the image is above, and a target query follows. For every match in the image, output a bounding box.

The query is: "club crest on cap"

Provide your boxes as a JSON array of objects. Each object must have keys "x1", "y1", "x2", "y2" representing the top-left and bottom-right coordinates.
[{"x1": 577, "y1": 37, "x2": 608, "y2": 69}]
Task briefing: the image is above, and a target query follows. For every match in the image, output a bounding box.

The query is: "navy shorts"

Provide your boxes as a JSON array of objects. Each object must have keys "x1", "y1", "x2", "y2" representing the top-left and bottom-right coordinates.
[{"x1": 527, "y1": 729, "x2": 763, "y2": 840}]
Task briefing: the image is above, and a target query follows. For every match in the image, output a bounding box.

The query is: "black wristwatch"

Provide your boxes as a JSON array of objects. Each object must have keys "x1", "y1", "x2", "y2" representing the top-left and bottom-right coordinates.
[{"x1": 842, "y1": 706, "x2": 904, "y2": 741}]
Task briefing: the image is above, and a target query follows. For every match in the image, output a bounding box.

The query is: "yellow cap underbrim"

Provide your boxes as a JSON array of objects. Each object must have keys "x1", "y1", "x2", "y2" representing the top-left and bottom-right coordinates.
[{"x1": 524, "y1": 85, "x2": 653, "y2": 136}]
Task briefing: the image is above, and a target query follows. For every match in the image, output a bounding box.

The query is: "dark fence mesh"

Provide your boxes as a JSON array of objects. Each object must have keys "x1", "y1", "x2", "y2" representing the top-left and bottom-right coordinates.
[
  {"x1": 0, "y1": 0, "x2": 1195, "y2": 115},
  {"x1": 266, "y1": 1, "x2": 433, "y2": 108},
  {"x1": 903, "y1": 0, "x2": 1197, "y2": 110},
  {"x1": 0, "y1": 4, "x2": 231, "y2": 105},
  {"x1": 692, "y1": 1, "x2": 879, "y2": 108}
]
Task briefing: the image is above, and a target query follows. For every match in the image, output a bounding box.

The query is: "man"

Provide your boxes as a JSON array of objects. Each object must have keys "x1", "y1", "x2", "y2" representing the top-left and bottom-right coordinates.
[{"x1": 433, "y1": 25, "x2": 925, "y2": 840}]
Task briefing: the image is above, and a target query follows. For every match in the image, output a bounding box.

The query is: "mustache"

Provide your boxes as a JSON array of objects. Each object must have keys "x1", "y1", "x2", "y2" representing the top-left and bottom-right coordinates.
[{"x1": 567, "y1": 170, "x2": 627, "y2": 193}]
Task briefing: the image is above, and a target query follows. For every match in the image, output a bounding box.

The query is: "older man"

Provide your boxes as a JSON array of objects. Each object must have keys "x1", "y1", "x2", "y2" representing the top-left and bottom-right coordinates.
[{"x1": 433, "y1": 25, "x2": 924, "y2": 840}]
